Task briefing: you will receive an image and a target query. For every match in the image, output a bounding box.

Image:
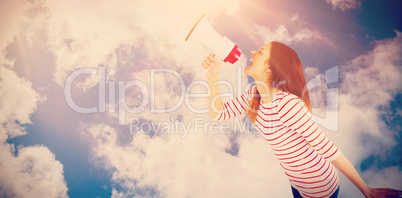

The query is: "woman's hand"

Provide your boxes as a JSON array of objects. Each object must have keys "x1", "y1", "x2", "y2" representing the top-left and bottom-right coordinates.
[
  {"x1": 201, "y1": 53, "x2": 221, "y2": 79},
  {"x1": 366, "y1": 187, "x2": 402, "y2": 198}
]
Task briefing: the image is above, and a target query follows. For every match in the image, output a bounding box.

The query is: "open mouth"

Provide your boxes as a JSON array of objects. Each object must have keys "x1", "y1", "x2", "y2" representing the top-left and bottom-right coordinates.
[{"x1": 248, "y1": 58, "x2": 254, "y2": 67}]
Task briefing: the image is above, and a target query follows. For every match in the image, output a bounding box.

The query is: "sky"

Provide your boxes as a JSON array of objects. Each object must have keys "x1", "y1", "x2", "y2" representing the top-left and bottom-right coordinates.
[{"x1": 0, "y1": 0, "x2": 401, "y2": 197}]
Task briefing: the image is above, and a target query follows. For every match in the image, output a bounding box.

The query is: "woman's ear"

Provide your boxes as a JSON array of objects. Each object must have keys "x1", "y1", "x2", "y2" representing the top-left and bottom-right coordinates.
[{"x1": 265, "y1": 63, "x2": 272, "y2": 73}]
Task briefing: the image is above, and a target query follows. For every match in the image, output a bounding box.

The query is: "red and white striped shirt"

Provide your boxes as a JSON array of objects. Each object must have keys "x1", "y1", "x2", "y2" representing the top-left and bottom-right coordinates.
[{"x1": 213, "y1": 85, "x2": 342, "y2": 198}]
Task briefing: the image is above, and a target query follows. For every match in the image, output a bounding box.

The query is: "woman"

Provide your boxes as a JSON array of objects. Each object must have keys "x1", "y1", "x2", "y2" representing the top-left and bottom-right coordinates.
[{"x1": 201, "y1": 41, "x2": 402, "y2": 198}]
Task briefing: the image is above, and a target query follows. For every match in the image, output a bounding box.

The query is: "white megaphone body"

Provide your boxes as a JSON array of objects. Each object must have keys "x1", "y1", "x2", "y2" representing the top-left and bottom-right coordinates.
[{"x1": 185, "y1": 14, "x2": 241, "y2": 72}]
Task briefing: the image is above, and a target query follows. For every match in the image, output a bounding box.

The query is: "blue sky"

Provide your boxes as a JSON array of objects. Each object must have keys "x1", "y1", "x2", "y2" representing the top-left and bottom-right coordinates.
[{"x1": 1, "y1": 0, "x2": 401, "y2": 197}]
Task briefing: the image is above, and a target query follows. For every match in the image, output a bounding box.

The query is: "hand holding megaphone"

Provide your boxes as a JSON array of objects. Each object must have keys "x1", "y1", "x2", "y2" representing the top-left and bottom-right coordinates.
[
  {"x1": 185, "y1": 14, "x2": 241, "y2": 73},
  {"x1": 201, "y1": 53, "x2": 221, "y2": 77}
]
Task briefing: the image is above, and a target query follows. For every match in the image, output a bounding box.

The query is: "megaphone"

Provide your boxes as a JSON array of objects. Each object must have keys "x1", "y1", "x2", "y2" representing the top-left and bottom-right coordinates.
[{"x1": 185, "y1": 14, "x2": 241, "y2": 72}]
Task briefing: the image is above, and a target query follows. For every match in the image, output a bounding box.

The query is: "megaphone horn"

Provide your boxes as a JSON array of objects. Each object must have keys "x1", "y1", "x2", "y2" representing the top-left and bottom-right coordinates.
[{"x1": 185, "y1": 14, "x2": 241, "y2": 69}]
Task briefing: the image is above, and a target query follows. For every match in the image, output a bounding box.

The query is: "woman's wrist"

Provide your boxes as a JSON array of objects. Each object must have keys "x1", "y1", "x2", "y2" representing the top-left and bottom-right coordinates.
[
  {"x1": 207, "y1": 75, "x2": 219, "y2": 85},
  {"x1": 363, "y1": 186, "x2": 372, "y2": 198}
]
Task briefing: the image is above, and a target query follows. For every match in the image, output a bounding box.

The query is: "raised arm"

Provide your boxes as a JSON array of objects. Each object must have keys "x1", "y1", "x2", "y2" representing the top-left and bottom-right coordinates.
[
  {"x1": 202, "y1": 54, "x2": 223, "y2": 119},
  {"x1": 202, "y1": 54, "x2": 255, "y2": 121}
]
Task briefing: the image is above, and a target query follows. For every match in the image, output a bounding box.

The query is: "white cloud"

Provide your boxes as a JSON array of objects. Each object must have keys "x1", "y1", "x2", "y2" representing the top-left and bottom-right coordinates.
[
  {"x1": 326, "y1": 0, "x2": 361, "y2": 11},
  {"x1": 255, "y1": 24, "x2": 322, "y2": 45},
  {"x1": 85, "y1": 122, "x2": 293, "y2": 198},
  {"x1": 362, "y1": 166, "x2": 402, "y2": 189},
  {"x1": 43, "y1": 0, "x2": 242, "y2": 88},
  {"x1": 334, "y1": 32, "x2": 402, "y2": 165},
  {"x1": 291, "y1": 14, "x2": 299, "y2": 22},
  {"x1": 0, "y1": 144, "x2": 68, "y2": 198},
  {"x1": 0, "y1": 65, "x2": 68, "y2": 197},
  {"x1": 341, "y1": 32, "x2": 402, "y2": 108},
  {"x1": 0, "y1": 66, "x2": 44, "y2": 140}
]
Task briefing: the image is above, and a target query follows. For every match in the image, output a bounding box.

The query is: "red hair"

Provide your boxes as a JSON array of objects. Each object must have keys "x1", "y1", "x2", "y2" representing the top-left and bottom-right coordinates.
[{"x1": 247, "y1": 42, "x2": 311, "y2": 122}]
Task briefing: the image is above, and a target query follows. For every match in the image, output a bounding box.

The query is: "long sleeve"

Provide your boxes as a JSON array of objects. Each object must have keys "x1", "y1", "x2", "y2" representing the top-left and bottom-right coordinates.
[
  {"x1": 213, "y1": 85, "x2": 256, "y2": 121},
  {"x1": 277, "y1": 94, "x2": 342, "y2": 162}
]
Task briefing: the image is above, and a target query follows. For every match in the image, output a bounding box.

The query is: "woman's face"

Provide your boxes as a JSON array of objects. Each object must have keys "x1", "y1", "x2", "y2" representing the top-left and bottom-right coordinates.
[{"x1": 244, "y1": 43, "x2": 272, "y2": 79}]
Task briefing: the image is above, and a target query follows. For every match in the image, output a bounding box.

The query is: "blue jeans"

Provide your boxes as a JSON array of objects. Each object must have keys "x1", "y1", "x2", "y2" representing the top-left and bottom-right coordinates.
[{"x1": 291, "y1": 185, "x2": 340, "y2": 198}]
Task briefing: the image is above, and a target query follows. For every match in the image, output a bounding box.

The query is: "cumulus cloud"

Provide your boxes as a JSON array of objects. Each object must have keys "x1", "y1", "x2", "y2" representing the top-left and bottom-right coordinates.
[
  {"x1": 0, "y1": 5, "x2": 69, "y2": 191},
  {"x1": 0, "y1": 67, "x2": 68, "y2": 198},
  {"x1": 0, "y1": 66, "x2": 44, "y2": 140},
  {"x1": 255, "y1": 24, "x2": 322, "y2": 45},
  {"x1": 362, "y1": 166, "x2": 402, "y2": 188},
  {"x1": 0, "y1": 1, "x2": 69, "y2": 195},
  {"x1": 0, "y1": 144, "x2": 68, "y2": 198},
  {"x1": 0, "y1": 65, "x2": 69, "y2": 197},
  {"x1": 335, "y1": 31, "x2": 402, "y2": 158},
  {"x1": 43, "y1": 0, "x2": 242, "y2": 88},
  {"x1": 85, "y1": 122, "x2": 293, "y2": 198},
  {"x1": 326, "y1": 0, "x2": 361, "y2": 11}
]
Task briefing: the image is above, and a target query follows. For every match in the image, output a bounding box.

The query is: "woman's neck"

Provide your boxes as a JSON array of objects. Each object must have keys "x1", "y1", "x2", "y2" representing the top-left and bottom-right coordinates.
[{"x1": 255, "y1": 79, "x2": 279, "y2": 104}]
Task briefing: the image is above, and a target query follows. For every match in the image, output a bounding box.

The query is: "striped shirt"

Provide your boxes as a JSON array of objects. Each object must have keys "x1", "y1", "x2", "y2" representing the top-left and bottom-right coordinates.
[{"x1": 213, "y1": 85, "x2": 342, "y2": 198}]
